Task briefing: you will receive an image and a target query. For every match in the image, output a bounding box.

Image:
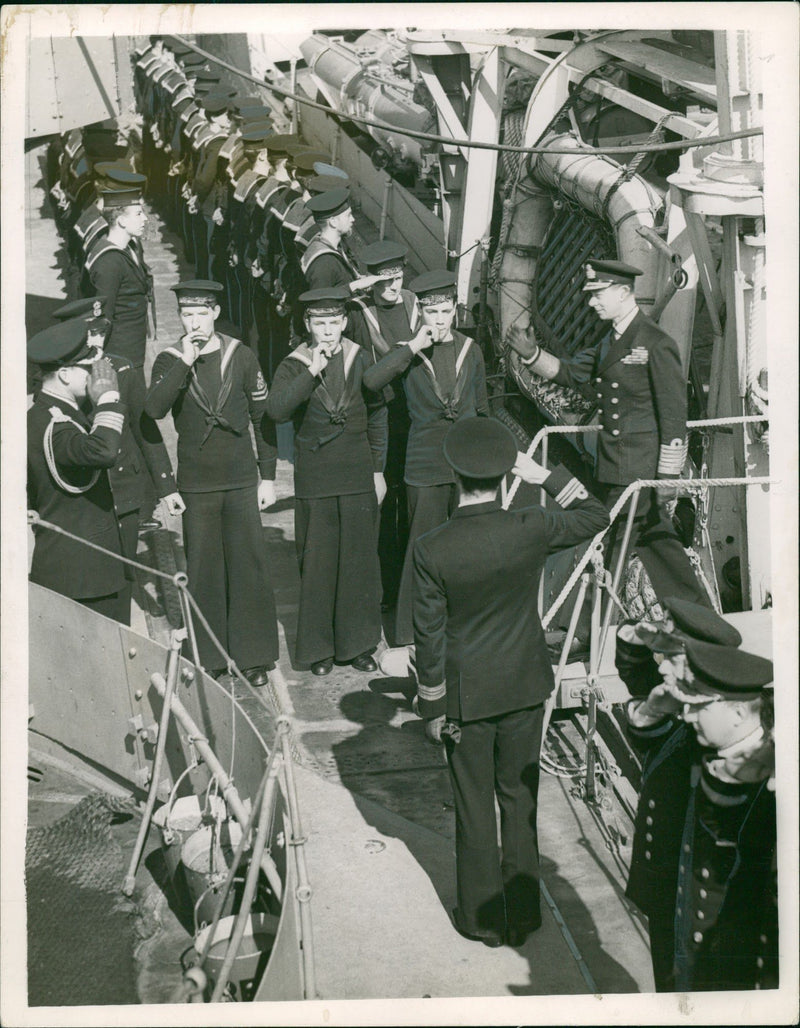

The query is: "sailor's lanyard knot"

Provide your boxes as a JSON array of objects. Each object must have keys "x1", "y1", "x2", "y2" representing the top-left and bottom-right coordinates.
[
  {"x1": 441, "y1": 400, "x2": 459, "y2": 421},
  {"x1": 329, "y1": 409, "x2": 347, "y2": 425}
]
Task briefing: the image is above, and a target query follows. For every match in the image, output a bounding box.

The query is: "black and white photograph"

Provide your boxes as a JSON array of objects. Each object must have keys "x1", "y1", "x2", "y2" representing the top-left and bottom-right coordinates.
[{"x1": 1, "y1": 4, "x2": 797, "y2": 1025}]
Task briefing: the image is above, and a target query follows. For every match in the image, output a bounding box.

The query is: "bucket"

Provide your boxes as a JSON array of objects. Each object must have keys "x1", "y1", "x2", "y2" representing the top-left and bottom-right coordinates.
[
  {"x1": 181, "y1": 820, "x2": 244, "y2": 927},
  {"x1": 153, "y1": 794, "x2": 227, "y2": 881},
  {"x1": 195, "y1": 912, "x2": 279, "y2": 996}
]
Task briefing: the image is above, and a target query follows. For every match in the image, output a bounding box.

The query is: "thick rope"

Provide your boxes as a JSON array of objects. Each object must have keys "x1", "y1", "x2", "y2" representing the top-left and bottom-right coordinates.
[{"x1": 503, "y1": 414, "x2": 770, "y2": 509}]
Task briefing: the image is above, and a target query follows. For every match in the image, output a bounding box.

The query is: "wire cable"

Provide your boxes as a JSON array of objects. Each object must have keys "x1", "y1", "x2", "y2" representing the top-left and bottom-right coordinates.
[{"x1": 170, "y1": 35, "x2": 762, "y2": 158}]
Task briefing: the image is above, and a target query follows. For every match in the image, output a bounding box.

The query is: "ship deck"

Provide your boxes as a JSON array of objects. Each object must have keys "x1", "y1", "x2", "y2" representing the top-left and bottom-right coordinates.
[{"x1": 23, "y1": 137, "x2": 657, "y2": 1006}]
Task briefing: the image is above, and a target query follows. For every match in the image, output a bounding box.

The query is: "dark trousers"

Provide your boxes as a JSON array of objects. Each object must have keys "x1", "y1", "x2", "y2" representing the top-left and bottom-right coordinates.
[
  {"x1": 294, "y1": 492, "x2": 381, "y2": 666},
  {"x1": 394, "y1": 482, "x2": 456, "y2": 645},
  {"x1": 446, "y1": 704, "x2": 544, "y2": 939},
  {"x1": 645, "y1": 898, "x2": 678, "y2": 992},
  {"x1": 377, "y1": 421, "x2": 409, "y2": 609},
  {"x1": 598, "y1": 484, "x2": 710, "y2": 608},
  {"x1": 105, "y1": 364, "x2": 157, "y2": 522},
  {"x1": 182, "y1": 485, "x2": 279, "y2": 673},
  {"x1": 265, "y1": 300, "x2": 293, "y2": 387}
]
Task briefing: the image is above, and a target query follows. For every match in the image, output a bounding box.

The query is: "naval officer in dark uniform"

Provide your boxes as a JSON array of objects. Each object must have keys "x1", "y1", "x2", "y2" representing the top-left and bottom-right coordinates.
[
  {"x1": 52, "y1": 297, "x2": 184, "y2": 528},
  {"x1": 362, "y1": 269, "x2": 489, "y2": 646},
  {"x1": 27, "y1": 319, "x2": 129, "y2": 622},
  {"x1": 508, "y1": 258, "x2": 709, "y2": 607},
  {"x1": 621, "y1": 631, "x2": 776, "y2": 992},
  {"x1": 265, "y1": 287, "x2": 387, "y2": 677},
  {"x1": 413, "y1": 418, "x2": 610, "y2": 947},
  {"x1": 614, "y1": 596, "x2": 743, "y2": 991},
  {"x1": 145, "y1": 280, "x2": 279, "y2": 684}
]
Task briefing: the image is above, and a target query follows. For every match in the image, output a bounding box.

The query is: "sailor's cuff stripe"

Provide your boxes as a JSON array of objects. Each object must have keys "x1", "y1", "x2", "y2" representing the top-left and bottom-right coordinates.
[
  {"x1": 417, "y1": 682, "x2": 446, "y2": 702},
  {"x1": 92, "y1": 412, "x2": 124, "y2": 433},
  {"x1": 555, "y1": 477, "x2": 588, "y2": 507}
]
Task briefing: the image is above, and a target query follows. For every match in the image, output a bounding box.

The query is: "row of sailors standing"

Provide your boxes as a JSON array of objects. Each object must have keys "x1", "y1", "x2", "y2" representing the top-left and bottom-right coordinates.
[{"x1": 128, "y1": 33, "x2": 492, "y2": 650}]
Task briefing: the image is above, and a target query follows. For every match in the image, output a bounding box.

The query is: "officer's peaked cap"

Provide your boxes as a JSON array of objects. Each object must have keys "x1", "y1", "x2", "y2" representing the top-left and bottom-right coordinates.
[{"x1": 443, "y1": 417, "x2": 518, "y2": 479}]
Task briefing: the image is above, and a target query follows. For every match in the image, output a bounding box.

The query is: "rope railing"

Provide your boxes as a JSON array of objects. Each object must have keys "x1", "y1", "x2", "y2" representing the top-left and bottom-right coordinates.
[
  {"x1": 28, "y1": 512, "x2": 315, "y2": 1000},
  {"x1": 27, "y1": 512, "x2": 282, "y2": 720},
  {"x1": 503, "y1": 413, "x2": 770, "y2": 509},
  {"x1": 541, "y1": 474, "x2": 773, "y2": 631}
]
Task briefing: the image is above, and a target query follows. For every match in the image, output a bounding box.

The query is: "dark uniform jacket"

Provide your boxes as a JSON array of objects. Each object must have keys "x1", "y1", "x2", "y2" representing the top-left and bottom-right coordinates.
[
  {"x1": 626, "y1": 713, "x2": 778, "y2": 991},
  {"x1": 625, "y1": 714, "x2": 697, "y2": 923},
  {"x1": 554, "y1": 311, "x2": 687, "y2": 485},
  {"x1": 105, "y1": 354, "x2": 176, "y2": 515},
  {"x1": 85, "y1": 237, "x2": 154, "y2": 368},
  {"x1": 265, "y1": 338, "x2": 387, "y2": 499},
  {"x1": 300, "y1": 235, "x2": 360, "y2": 292},
  {"x1": 28, "y1": 391, "x2": 127, "y2": 600},
  {"x1": 348, "y1": 290, "x2": 419, "y2": 480},
  {"x1": 413, "y1": 467, "x2": 610, "y2": 721},
  {"x1": 363, "y1": 330, "x2": 489, "y2": 487},
  {"x1": 145, "y1": 334, "x2": 276, "y2": 493}
]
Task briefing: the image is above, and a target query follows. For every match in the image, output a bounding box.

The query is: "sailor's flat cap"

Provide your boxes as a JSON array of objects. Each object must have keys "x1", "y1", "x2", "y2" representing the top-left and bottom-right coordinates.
[
  {"x1": 306, "y1": 187, "x2": 352, "y2": 221},
  {"x1": 299, "y1": 287, "x2": 350, "y2": 315},
  {"x1": 361, "y1": 239, "x2": 407, "y2": 275},
  {"x1": 409, "y1": 269, "x2": 456, "y2": 304},
  {"x1": 170, "y1": 279, "x2": 225, "y2": 307}
]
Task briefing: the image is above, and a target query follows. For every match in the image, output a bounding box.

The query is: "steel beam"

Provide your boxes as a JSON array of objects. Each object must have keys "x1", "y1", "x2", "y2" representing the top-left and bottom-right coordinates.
[{"x1": 454, "y1": 47, "x2": 503, "y2": 307}]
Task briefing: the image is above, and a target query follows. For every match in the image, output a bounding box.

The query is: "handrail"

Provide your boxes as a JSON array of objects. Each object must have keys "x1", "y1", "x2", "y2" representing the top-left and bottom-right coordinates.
[
  {"x1": 28, "y1": 512, "x2": 318, "y2": 990},
  {"x1": 150, "y1": 673, "x2": 284, "y2": 904},
  {"x1": 541, "y1": 475, "x2": 773, "y2": 631},
  {"x1": 277, "y1": 720, "x2": 317, "y2": 1000},
  {"x1": 503, "y1": 413, "x2": 770, "y2": 509}
]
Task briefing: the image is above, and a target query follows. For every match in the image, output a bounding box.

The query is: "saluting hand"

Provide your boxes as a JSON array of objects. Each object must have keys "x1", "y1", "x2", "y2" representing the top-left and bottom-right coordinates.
[
  {"x1": 87, "y1": 358, "x2": 119, "y2": 405},
  {"x1": 511, "y1": 452, "x2": 551, "y2": 486},
  {"x1": 349, "y1": 273, "x2": 386, "y2": 293}
]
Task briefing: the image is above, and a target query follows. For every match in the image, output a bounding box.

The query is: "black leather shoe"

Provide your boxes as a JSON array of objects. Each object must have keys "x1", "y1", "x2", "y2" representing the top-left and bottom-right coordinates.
[
  {"x1": 506, "y1": 920, "x2": 541, "y2": 948},
  {"x1": 452, "y1": 910, "x2": 504, "y2": 948},
  {"x1": 351, "y1": 652, "x2": 377, "y2": 673},
  {"x1": 311, "y1": 657, "x2": 334, "y2": 677},
  {"x1": 242, "y1": 666, "x2": 269, "y2": 687}
]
